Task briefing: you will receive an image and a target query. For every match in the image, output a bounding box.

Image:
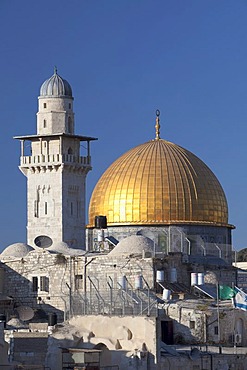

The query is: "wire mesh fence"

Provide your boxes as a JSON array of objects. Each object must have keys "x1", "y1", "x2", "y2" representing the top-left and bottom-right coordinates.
[{"x1": 70, "y1": 280, "x2": 158, "y2": 318}]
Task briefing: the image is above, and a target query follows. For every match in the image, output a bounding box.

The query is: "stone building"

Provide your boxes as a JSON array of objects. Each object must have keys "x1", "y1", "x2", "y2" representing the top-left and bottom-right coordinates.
[
  {"x1": 0, "y1": 237, "x2": 247, "y2": 369},
  {"x1": 1, "y1": 70, "x2": 245, "y2": 369}
]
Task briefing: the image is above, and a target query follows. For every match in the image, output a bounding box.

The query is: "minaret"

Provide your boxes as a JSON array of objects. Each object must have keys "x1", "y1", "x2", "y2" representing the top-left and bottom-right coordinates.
[{"x1": 15, "y1": 68, "x2": 97, "y2": 249}]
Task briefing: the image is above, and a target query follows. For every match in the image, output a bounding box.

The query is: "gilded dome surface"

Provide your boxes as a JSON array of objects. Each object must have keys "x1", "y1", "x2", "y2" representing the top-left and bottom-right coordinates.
[
  {"x1": 88, "y1": 134, "x2": 229, "y2": 228},
  {"x1": 40, "y1": 68, "x2": 72, "y2": 97}
]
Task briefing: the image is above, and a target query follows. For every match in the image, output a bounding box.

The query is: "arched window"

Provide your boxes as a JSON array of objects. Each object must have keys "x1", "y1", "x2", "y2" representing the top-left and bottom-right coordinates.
[
  {"x1": 68, "y1": 147, "x2": 73, "y2": 155},
  {"x1": 43, "y1": 119, "x2": 47, "y2": 128}
]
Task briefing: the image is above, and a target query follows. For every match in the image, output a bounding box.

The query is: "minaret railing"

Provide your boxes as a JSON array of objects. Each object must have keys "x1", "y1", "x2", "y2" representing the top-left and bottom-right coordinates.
[{"x1": 20, "y1": 154, "x2": 91, "y2": 166}]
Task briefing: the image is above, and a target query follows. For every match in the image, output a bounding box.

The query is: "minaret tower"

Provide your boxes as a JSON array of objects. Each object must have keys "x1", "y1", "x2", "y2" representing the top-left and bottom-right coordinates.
[{"x1": 15, "y1": 68, "x2": 97, "y2": 249}]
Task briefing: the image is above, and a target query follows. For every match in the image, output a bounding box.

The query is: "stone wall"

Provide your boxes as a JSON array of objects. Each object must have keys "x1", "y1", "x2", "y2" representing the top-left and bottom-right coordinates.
[
  {"x1": 0, "y1": 322, "x2": 9, "y2": 366},
  {"x1": 1, "y1": 250, "x2": 238, "y2": 321},
  {"x1": 160, "y1": 351, "x2": 247, "y2": 370},
  {"x1": 2, "y1": 251, "x2": 71, "y2": 321},
  {"x1": 163, "y1": 301, "x2": 247, "y2": 347},
  {"x1": 46, "y1": 315, "x2": 158, "y2": 370}
]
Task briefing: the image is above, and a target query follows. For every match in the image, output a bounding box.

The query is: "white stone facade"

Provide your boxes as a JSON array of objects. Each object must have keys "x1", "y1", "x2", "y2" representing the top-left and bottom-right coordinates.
[
  {"x1": 37, "y1": 96, "x2": 74, "y2": 135},
  {"x1": 15, "y1": 71, "x2": 96, "y2": 249}
]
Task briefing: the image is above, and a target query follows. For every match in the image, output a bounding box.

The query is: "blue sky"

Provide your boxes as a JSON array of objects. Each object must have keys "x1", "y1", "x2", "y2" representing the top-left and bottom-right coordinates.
[{"x1": 0, "y1": 0, "x2": 247, "y2": 251}]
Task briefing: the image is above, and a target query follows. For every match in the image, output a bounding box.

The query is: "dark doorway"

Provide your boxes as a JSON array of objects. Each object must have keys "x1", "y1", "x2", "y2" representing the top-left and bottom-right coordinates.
[{"x1": 161, "y1": 320, "x2": 174, "y2": 345}]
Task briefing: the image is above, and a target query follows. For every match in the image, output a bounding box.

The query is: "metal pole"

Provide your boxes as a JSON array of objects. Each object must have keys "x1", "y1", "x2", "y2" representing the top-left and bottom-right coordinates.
[
  {"x1": 84, "y1": 256, "x2": 87, "y2": 314},
  {"x1": 201, "y1": 244, "x2": 206, "y2": 256},
  {"x1": 168, "y1": 226, "x2": 171, "y2": 253},
  {"x1": 176, "y1": 228, "x2": 183, "y2": 253},
  {"x1": 216, "y1": 281, "x2": 221, "y2": 343},
  {"x1": 21, "y1": 139, "x2": 24, "y2": 157},
  {"x1": 185, "y1": 238, "x2": 191, "y2": 255},
  {"x1": 214, "y1": 244, "x2": 222, "y2": 258},
  {"x1": 66, "y1": 283, "x2": 71, "y2": 319}
]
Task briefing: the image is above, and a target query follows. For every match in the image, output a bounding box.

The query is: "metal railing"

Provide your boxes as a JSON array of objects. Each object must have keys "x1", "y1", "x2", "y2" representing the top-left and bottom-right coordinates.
[
  {"x1": 20, "y1": 154, "x2": 91, "y2": 166},
  {"x1": 71, "y1": 277, "x2": 158, "y2": 318}
]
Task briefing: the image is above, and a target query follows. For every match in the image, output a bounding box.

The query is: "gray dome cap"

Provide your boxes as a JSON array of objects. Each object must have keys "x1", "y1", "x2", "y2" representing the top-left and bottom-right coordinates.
[
  {"x1": 1, "y1": 243, "x2": 34, "y2": 258},
  {"x1": 109, "y1": 235, "x2": 154, "y2": 257},
  {"x1": 47, "y1": 241, "x2": 85, "y2": 256},
  {"x1": 40, "y1": 67, "x2": 72, "y2": 97}
]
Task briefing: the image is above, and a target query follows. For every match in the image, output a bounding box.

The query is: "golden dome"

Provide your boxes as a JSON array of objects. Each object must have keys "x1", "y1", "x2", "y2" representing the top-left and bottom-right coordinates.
[{"x1": 88, "y1": 122, "x2": 230, "y2": 228}]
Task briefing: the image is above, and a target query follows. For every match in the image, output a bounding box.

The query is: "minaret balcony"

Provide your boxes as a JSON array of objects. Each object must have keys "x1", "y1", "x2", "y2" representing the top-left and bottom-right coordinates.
[{"x1": 20, "y1": 154, "x2": 91, "y2": 167}]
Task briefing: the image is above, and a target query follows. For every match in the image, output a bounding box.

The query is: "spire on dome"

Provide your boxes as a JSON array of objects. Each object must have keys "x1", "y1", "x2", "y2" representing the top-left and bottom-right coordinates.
[{"x1": 155, "y1": 109, "x2": 160, "y2": 140}]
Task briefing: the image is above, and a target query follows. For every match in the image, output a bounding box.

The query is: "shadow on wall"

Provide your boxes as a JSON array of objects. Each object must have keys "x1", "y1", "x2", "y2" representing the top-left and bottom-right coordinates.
[
  {"x1": 0, "y1": 261, "x2": 64, "y2": 323},
  {"x1": 46, "y1": 336, "x2": 134, "y2": 370}
]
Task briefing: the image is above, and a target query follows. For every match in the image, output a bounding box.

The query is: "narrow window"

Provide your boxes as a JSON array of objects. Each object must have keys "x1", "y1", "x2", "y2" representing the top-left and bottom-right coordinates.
[
  {"x1": 75, "y1": 274, "x2": 83, "y2": 290},
  {"x1": 68, "y1": 147, "x2": 73, "y2": 155},
  {"x1": 71, "y1": 202, "x2": 73, "y2": 215},
  {"x1": 45, "y1": 202, "x2": 48, "y2": 215},
  {"x1": 69, "y1": 103, "x2": 71, "y2": 109},
  {"x1": 77, "y1": 201, "x2": 80, "y2": 218},
  {"x1": 43, "y1": 119, "x2": 47, "y2": 128},
  {"x1": 34, "y1": 201, "x2": 38, "y2": 217},
  {"x1": 43, "y1": 103, "x2": 47, "y2": 108},
  {"x1": 189, "y1": 321, "x2": 195, "y2": 329},
  {"x1": 40, "y1": 276, "x2": 49, "y2": 292},
  {"x1": 214, "y1": 326, "x2": 218, "y2": 335},
  {"x1": 68, "y1": 116, "x2": 72, "y2": 133},
  {"x1": 32, "y1": 277, "x2": 38, "y2": 292}
]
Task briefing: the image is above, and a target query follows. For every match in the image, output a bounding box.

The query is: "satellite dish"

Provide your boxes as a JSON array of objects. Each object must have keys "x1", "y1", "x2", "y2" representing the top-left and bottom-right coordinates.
[
  {"x1": 16, "y1": 306, "x2": 34, "y2": 321},
  {"x1": 189, "y1": 347, "x2": 200, "y2": 360},
  {"x1": 34, "y1": 235, "x2": 53, "y2": 248}
]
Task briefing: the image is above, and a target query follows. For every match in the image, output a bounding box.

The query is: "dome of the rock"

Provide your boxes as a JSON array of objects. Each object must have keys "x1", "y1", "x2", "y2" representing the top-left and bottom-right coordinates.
[
  {"x1": 88, "y1": 139, "x2": 229, "y2": 227},
  {"x1": 87, "y1": 113, "x2": 234, "y2": 261}
]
